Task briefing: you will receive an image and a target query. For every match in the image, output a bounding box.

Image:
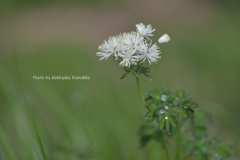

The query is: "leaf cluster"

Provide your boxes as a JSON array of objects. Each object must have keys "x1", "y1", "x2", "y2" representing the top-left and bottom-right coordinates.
[
  {"x1": 120, "y1": 63, "x2": 152, "y2": 79},
  {"x1": 139, "y1": 89, "x2": 234, "y2": 159},
  {"x1": 144, "y1": 90, "x2": 197, "y2": 134}
]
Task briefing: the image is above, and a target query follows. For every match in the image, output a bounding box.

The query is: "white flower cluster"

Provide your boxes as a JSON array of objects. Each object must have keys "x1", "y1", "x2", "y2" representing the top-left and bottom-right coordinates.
[{"x1": 97, "y1": 23, "x2": 170, "y2": 67}]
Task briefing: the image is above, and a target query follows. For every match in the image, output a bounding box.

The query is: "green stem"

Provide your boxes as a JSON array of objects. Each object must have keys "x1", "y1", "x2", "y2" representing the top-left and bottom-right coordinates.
[
  {"x1": 14, "y1": 51, "x2": 47, "y2": 160},
  {"x1": 176, "y1": 117, "x2": 182, "y2": 160},
  {"x1": 162, "y1": 131, "x2": 171, "y2": 160},
  {"x1": 136, "y1": 76, "x2": 146, "y2": 106}
]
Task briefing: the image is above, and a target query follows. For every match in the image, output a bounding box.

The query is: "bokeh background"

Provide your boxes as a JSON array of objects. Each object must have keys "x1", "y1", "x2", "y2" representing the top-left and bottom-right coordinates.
[{"x1": 0, "y1": 0, "x2": 240, "y2": 159}]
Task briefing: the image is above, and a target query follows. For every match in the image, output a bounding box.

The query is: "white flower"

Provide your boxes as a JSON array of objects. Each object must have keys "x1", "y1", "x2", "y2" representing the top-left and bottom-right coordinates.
[
  {"x1": 136, "y1": 23, "x2": 155, "y2": 39},
  {"x1": 138, "y1": 43, "x2": 161, "y2": 65},
  {"x1": 96, "y1": 23, "x2": 170, "y2": 66},
  {"x1": 119, "y1": 50, "x2": 140, "y2": 67},
  {"x1": 158, "y1": 34, "x2": 170, "y2": 43},
  {"x1": 123, "y1": 32, "x2": 144, "y2": 50},
  {"x1": 97, "y1": 36, "x2": 123, "y2": 60}
]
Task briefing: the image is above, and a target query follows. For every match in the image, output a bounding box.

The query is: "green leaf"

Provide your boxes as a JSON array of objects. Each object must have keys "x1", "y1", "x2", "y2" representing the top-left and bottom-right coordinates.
[
  {"x1": 145, "y1": 111, "x2": 155, "y2": 122},
  {"x1": 168, "y1": 116, "x2": 177, "y2": 127},
  {"x1": 166, "y1": 118, "x2": 171, "y2": 133},
  {"x1": 159, "y1": 118, "x2": 166, "y2": 130},
  {"x1": 185, "y1": 102, "x2": 193, "y2": 107},
  {"x1": 146, "y1": 97, "x2": 154, "y2": 104},
  {"x1": 178, "y1": 90, "x2": 184, "y2": 99},
  {"x1": 193, "y1": 126, "x2": 207, "y2": 138},
  {"x1": 151, "y1": 103, "x2": 158, "y2": 109},
  {"x1": 150, "y1": 90, "x2": 162, "y2": 101},
  {"x1": 120, "y1": 71, "x2": 130, "y2": 79},
  {"x1": 167, "y1": 97, "x2": 174, "y2": 103},
  {"x1": 166, "y1": 110, "x2": 178, "y2": 117},
  {"x1": 181, "y1": 109, "x2": 188, "y2": 118},
  {"x1": 187, "y1": 108, "x2": 194, "y2": 116}
]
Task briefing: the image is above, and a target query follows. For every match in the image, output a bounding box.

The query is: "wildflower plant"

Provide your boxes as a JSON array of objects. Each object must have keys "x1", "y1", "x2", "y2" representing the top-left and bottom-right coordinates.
[{"x1": 97, "y1": 23, "x2": 233, "y2": 160}]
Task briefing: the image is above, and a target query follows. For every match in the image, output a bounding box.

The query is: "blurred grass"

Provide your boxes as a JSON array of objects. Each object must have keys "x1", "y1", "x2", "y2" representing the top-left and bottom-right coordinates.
[{"x1": 0, "y1": 0, "x2": 240, "y2": 159}]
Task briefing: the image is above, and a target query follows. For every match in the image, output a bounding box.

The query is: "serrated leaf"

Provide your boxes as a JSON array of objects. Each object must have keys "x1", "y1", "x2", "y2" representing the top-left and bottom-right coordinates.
[
  {"x1": 168, "y1": 116, "x2": 177, "y2": 127},
  {"x1": 159, "y1": 118, "x2": 166, "y2": 130}
]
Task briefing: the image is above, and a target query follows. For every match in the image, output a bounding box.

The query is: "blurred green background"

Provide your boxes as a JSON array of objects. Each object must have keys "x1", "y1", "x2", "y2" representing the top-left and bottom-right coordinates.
[{"x1": 0, "y1": 0, "x2": 240, "y2": 159}]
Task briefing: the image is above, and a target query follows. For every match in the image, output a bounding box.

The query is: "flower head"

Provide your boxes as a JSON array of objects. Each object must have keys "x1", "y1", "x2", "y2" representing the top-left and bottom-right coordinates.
[
  {"x1": 96, "y1": 23, "x2": 170, "y2": 67},
  {"x1": 119, "y1": 50, "x2": 140, "y2": 67},
  {"x1": 123, "y1": 32, "x2": 143, "y2": 50},
  {"x1": 138, "y1": 43, "x2": 161, "y2": 65},
  {"x1": 97, "y1": 36, "x2": 123, "y2": 60},
  {"x1": 136, "y1": 23, "x2": 155, "y2": 39}
]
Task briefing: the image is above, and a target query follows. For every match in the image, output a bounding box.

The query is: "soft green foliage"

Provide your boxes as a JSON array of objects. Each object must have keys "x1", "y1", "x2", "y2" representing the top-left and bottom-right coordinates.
[{"x1": 120, "y1": 57, "x2": 234, "y2": 159}]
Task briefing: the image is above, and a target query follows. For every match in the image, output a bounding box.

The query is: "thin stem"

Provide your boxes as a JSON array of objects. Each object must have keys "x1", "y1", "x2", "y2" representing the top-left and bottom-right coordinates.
[
  {"x1": 136, "y1": 76, "x2": 146, "y2": 106},
  {"x1": 175, "y1": 116, "x2": 182, "y2": 160},
  {"x1": 14, "y1": 51, "x2": 47, "y2": 160},
  {"x1": 162, "y1": 131, "x2": 171, "y2": 160},
  {"x1": 132, "y1": 63, "x2": 150, "y2": 111}
]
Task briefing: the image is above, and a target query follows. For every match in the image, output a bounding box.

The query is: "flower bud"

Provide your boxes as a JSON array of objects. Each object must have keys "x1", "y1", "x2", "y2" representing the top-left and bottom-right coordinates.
[{"x1": 158, "y1": 34, "x2": 170, "y2": 43}]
